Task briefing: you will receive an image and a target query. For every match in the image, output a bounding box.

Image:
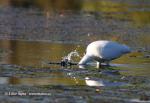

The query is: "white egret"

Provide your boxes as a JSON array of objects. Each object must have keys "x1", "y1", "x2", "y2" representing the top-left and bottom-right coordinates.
[{"x1": 79, "y1": 40, "x2": 131, "y2": 67}]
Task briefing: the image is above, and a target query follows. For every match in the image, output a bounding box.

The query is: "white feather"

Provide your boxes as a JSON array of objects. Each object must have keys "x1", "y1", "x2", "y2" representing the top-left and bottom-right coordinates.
[{"x1": 79, "y1": 40, "x2": 131, "y2": 65}]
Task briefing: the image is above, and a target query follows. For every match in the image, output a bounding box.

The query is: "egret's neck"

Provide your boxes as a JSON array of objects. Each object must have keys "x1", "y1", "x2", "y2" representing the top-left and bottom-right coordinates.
[{"x1": 79, "y1": 55, "x2": 91, "y2": 65}]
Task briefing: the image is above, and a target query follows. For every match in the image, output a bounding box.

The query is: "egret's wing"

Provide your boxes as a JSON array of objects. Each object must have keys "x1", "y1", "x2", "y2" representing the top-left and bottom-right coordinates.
[{"x1": 100, "y1": 43, "x2": 122, "y2": 60}]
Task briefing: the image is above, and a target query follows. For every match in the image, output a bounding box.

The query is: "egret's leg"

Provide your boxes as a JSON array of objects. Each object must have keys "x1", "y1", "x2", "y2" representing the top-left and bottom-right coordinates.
[
  {"x1": 98, "y1": 62, "x2": 102, "y2": 68},
  {"x1": 106, "y1": 61, "x2": 110, "y2": 66},
  {"x1": 97, "y1": 62, "x2": 102, "y2": 72},
  {"x1": 96, "y1": 62, "x2": 100, "y2": 68}
]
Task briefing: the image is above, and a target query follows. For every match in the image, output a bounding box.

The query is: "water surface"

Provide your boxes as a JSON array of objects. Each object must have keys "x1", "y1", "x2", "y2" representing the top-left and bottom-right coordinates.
[
  {"x1": 0, "y1": 40, "x2": 83, "y2": 67},
  {"x1": 0, "y1": 1, "x2": 150, "y2": 102},
  {"x1": 0, "y1": 39, "x2": 149, "y2": 78}
]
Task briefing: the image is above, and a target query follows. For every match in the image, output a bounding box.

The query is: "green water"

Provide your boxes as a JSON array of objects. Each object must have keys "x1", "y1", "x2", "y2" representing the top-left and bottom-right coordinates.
[{"x1": 0, "y1": 40, "x2": 83, "y2": 67}]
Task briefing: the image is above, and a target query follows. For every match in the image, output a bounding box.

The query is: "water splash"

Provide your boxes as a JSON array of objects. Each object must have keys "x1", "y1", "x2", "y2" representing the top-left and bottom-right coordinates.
[{"x1": 61, "y1": 50, "x2": 79, "y2": 66}]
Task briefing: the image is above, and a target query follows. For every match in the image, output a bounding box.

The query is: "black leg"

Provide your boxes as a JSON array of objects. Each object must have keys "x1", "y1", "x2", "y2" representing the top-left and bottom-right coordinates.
[
  {"x1": 99, "y1": 62, "x2": 102, "y2": 68},
  {"x1": 106, "y1": 61, "x2": 110, "y2": 67},
  {"x1": 97, "y1": 62, "x2": 102, "y2": 72}
]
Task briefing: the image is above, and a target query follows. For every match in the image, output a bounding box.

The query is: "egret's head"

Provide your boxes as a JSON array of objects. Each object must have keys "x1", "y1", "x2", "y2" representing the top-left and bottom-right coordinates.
[{"x1": 122, "y1": 45, "x2": 131, "y2": 54}]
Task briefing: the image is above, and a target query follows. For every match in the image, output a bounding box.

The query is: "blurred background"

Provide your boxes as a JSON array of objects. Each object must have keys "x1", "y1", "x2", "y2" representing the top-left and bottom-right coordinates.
[
  {"x1": 0, "y1": 0, "x2": 149, "y2": 49},
  {"x1": 0, "y1": 0, "x2": 149, "y2": 67}
]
